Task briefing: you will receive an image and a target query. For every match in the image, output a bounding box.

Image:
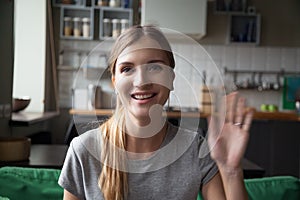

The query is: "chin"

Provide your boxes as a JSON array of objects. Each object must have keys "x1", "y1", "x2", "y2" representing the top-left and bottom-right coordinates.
[{"x1": 126, "y1": 107, "x2": 151, "y2": 119}]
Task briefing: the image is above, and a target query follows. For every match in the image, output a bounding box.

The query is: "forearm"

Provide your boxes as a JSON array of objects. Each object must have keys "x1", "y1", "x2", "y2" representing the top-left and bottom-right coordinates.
[{"x1": 218, "y1": 165, "x2": 248, "y2": 200}]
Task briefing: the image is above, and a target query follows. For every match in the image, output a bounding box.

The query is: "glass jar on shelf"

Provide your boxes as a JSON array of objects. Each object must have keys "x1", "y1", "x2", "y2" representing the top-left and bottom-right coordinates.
[
  {"x1": 120, "y1": 19, "x2": 129, "y2": 34},
  {"x1": 62, "y1": 0, "x2": 73, "y2": 4},
  {"x1": 109, "y1": 0, "x2": 121, "y2": 7},
  {"x1": 103, "y1": 18, "x2": 112, "y2": 38},
  {"x1": 64, "y1": 17, "x2": 72, "y2": 36},
  {"x1": 73, "y1": 17, "x2": 82, "y2": 37},
  {"x1": 82, "y1": 17, "x2": 90, "y2": 38},
  {"x1": 112, "y1": 19, "x2": 120, "y2": 38},
  {"x1": 98, "y1": 0, "x2": 108, "y2": 6},
  {"x1": 74, "y1": 0, "x2": 83, "y2": 5}
]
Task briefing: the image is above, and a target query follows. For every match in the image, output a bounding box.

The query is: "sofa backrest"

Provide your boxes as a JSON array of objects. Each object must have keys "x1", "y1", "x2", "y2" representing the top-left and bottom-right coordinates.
[{"x1": 0, "y1": 167, "x2": 299, "y2": 200}]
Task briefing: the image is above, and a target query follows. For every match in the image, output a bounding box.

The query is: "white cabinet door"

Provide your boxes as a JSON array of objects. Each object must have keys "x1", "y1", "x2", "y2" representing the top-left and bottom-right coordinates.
[{"x1": 141, "y1": 0, "x2": 207, "y2": 39}]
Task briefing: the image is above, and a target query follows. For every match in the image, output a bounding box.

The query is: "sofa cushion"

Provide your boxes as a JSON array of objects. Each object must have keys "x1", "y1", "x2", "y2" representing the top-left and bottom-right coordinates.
[
  {"x1": 198, "y1": 176, "x2": 300, "y2": 200},
  {"x1": 0, "y1": 167, "x2": 299, "y2": 200},
  {"x1": 245, "y1": 176, "x2": 300, "y2": 200},
  {"x1": 0, "y1": 167, "x2": 63, "y2": 200}
]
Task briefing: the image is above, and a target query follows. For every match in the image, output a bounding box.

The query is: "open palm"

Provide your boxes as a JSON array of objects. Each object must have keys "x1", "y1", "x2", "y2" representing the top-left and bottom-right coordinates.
[{"x1": 208, "y1": 92, "x2": 254, "y2": 169}]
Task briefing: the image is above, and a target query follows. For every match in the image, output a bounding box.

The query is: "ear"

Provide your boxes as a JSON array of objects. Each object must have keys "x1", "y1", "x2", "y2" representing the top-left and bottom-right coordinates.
[
  {"x1": 111, "y1": 75, "x2": 116, "y2": 88},
  {"x1": 170, "y1": 70, "x2": 175, "y2": 91}
]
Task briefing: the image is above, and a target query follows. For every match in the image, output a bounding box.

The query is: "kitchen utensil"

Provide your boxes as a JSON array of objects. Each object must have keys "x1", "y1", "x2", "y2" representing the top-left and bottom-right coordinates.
[
  {"x1": 0, "y1": 137, "x2": 31, "y2": 162},
  {"x1": 295, "y1": 101, "x2": 300, "y2": 115},
  {"x1": 199, "y1": 85, "x2": 213, "y2": 114},
  {"x1": 88, "y1": 84, "x2": 96, "y2": 110},
  {"x1": 295, "y1": 88, "x2": 300, "y2": 115},
  {"x1": 12, "y1": 96, "x2": 31, "y2": 112},
  {"x1": 94, "y1": 86, "x2": 102, "y2": 109}
]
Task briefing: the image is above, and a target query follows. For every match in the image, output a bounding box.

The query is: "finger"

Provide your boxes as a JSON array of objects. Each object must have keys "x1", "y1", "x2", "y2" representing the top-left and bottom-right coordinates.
[
  {"x1": 208, "y1": 101, "x2": 224, "y2": 140},
  {"x1": 234, "y1": 97, "x2": 246, "y2": 125},
  {"x1": 207, "y1": 112, "x2": 218, "y2": 139},
  {"x1": 242, "y1": 108, "x2": 254, "y2": 131},
  {"x1": 226, "y1": 92, "x2": 238, "y2": 123}
]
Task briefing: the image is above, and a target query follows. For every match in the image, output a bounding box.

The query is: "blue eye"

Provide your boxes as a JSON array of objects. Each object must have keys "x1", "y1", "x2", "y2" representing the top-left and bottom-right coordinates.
[{"x1": 147, "y1": 64, "x2": 163, "y2": 72}]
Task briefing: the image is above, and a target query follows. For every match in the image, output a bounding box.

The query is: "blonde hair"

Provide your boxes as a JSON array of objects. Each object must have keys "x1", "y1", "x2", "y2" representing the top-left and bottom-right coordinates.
[{"x1": 98, "y1": 25, "x2": 175, "y2": 200}]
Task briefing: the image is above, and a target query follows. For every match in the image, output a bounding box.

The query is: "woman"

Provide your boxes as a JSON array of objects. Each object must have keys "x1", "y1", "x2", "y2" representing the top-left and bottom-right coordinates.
[{"x1": 59, "y1": 25, "x2": 253, "y2": 200}]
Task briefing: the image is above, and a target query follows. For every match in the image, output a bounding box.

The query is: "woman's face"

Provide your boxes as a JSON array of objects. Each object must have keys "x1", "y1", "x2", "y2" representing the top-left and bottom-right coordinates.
[{"x1": 112, "y1": 37, "x2": 174, "y2": 121}]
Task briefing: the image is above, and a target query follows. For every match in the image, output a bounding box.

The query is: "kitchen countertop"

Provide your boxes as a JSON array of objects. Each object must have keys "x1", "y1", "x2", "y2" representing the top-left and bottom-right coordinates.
[
  {"x1": 10, "y1": 111, "x2": 59, "y2": 126},
  {"x1": 69, "y1": 109, "x2": 300, "y2": 121},
  {"x1": 252, "y1": 111, "x2": 300, "y2": 121}
]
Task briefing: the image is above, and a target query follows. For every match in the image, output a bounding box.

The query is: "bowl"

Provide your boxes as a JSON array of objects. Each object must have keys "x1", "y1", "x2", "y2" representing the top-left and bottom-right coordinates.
[
  {"x1": 12, "y1": 96, "x2": 31, "y2": 112},
  {"x1": 0, "y1": 137, "x2": 31, "y2": 162}
]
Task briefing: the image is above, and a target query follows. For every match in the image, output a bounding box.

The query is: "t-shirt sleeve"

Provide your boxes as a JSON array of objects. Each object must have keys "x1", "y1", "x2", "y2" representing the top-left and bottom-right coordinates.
[
  {"x1": 201, "y1": 153, "x2": 219, "y2": 186},
  {"x1": 197, "y1": 132, "x2": 219, "y2": 189},
  {"x1": 58, "y1": 137, "x2": 86, "y2": 199}
]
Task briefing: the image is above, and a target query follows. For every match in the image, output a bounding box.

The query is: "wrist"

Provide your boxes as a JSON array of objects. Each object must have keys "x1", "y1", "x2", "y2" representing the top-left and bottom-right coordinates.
[
  {"x1": 217, "y1": 164, "x2": 244, "y2": 178},
  {"x1": 217, "y1": 165, "x2": 249, "y2": 200}
]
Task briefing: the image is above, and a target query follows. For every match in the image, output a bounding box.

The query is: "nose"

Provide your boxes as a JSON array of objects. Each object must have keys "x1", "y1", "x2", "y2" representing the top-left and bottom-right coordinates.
[{"x1": 133, "y1": 67, "x2": 151, "y2": 87}]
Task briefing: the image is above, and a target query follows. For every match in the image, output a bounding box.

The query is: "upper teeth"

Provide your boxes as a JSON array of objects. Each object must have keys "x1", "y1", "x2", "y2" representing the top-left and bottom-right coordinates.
[{"x1": 134, "y1": 94, "x2": 153, "y2": 100}]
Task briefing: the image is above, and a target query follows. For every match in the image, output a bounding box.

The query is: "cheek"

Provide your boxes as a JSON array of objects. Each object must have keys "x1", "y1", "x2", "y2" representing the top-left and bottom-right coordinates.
[
  {"x1": 157, "y1": 87, "x2": 170, "y2": 105},
  {"x1": 115, "y1": 76, "x2": 133, "y2": 95}
]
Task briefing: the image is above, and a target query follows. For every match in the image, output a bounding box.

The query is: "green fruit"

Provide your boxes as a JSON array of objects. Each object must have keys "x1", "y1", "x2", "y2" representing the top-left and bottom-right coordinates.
[
  {"x1": 268, "y1": 105, "x2": 278, "y2": 112},
  {"x1": 260, "y1": 104, "x2": 268, "y2": 111}
]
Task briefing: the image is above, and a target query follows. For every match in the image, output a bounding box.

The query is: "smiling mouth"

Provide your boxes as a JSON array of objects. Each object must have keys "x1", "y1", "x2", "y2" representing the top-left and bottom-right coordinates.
[{"x1": 131, "y1": 93, "x2": 157, "y2": 100}]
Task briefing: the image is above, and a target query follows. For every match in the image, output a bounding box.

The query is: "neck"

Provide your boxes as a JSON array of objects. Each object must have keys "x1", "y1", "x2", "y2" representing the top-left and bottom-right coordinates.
[
  {"x1": 125, "y1": 122, "x2": 168, "y2": 154},
  {"x1": 124, "y1": 106, "x2": 167, "y2": 138}
]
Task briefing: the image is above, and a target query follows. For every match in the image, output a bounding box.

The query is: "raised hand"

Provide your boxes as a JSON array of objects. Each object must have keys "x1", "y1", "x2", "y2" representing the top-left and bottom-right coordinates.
[{"x1": 208, "y1": 92, "x2": 254, "y2": 170}]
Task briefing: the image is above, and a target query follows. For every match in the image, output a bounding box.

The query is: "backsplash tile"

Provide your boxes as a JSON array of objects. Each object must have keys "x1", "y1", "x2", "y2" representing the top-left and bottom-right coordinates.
[
  {"x1": 236, "y1": 46, "x2": 252, "y2": 70},
  {"x1": 297, "y1": 48, "x2": 300, "y2": 71},
  {"x1": 281, "y1": 48, "x2": 297, "y2": 72},
  {"x1": 59, "y1": 40, "x2": 299, "y2": 110},
  {"x1": 222, "y1": 46, "x2": 237, "y2": 70},
  {"x1": 266, "y1": 47, "x2": 281, "y2": 71},
  {"x1": 251, "y1": 47, "x2": 266, "y2": 71}
]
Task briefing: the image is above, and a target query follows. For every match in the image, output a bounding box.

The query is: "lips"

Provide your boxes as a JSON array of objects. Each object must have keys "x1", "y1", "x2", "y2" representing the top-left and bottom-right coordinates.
[{"x1": 131, "y1": 93, "x2": 157, "y2": 100}]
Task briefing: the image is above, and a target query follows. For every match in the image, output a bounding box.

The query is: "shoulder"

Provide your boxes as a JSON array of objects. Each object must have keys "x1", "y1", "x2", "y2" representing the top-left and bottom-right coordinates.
[
  {"x1": 70, "y1": 128, "x2": 102, "y2": 160},
  {"x1": 72, "y1": 128, "x2": 101, "y2": 144},
  {"x1": 59, "y1": 128, "x2": 103, "y2": 199}
]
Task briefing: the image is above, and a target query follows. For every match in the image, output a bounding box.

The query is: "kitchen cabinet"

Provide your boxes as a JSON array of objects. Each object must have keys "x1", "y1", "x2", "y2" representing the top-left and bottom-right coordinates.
[
  {"x1": 60, "y1": 7, "x2": 94, "y2": 40},
  {"x1": 215, "y1": 0, "x2": 247, "y2": 14},
  {"x1": 52, "y1": 0, "x2": 92, "y2": 7},
  {"x1": 141, "y1": 0, "x2": 207, "y2": 39},
  {"x1": 246, "y1": 120, "x2": 300, "y2": 178},
  {"x1": 212, "y1": 0, "x2": 261, "y2": 45},
  {"x1": 99, "y1": 7, "x2": 133, "y2": 40},
  {"x1": 53, "y1": 0, "x2": 133, "y2": 40},
  {"x1": 228, "y1": 13, "x2": 261, "y2": 45}
]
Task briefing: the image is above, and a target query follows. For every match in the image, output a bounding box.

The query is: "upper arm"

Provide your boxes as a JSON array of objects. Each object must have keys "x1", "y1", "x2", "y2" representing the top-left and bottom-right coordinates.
[
  {"x1": 63, "y1": 189, "x2": 80, "y2": 200},
  {"x1": 201, "y1": 172, "x2": 226, "y2": 200}
]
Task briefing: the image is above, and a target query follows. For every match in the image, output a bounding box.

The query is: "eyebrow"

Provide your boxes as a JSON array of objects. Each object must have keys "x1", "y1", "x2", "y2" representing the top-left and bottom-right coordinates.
[
  {"x1": 118, "y1": 59, "x2": 167, "y2": 66},
  {"x1": 148, "y1": 59, "x2": 167, "y2": 64}
]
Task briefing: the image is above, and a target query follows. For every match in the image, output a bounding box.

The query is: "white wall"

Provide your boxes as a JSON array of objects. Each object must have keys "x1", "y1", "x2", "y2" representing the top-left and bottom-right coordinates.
[{"x1": 13, "y1": 0, "x2": 46, "y2": 112}]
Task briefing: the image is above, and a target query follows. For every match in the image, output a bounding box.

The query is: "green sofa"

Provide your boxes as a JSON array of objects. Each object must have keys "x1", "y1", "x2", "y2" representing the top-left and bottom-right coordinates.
[{"x1": 0, "y1": 167, "x2": 299, "y2": 200}]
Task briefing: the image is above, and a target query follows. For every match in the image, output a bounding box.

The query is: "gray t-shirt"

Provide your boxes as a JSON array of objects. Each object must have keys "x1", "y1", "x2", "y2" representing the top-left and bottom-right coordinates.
[{"x1": 58, "y1": 123, "x2": 218, "y2": 200}]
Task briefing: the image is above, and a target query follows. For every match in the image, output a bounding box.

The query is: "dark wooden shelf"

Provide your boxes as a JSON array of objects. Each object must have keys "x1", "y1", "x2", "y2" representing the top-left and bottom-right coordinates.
[{"x1": 10, "y1": 111, "x2": 59, "y2": 126}]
